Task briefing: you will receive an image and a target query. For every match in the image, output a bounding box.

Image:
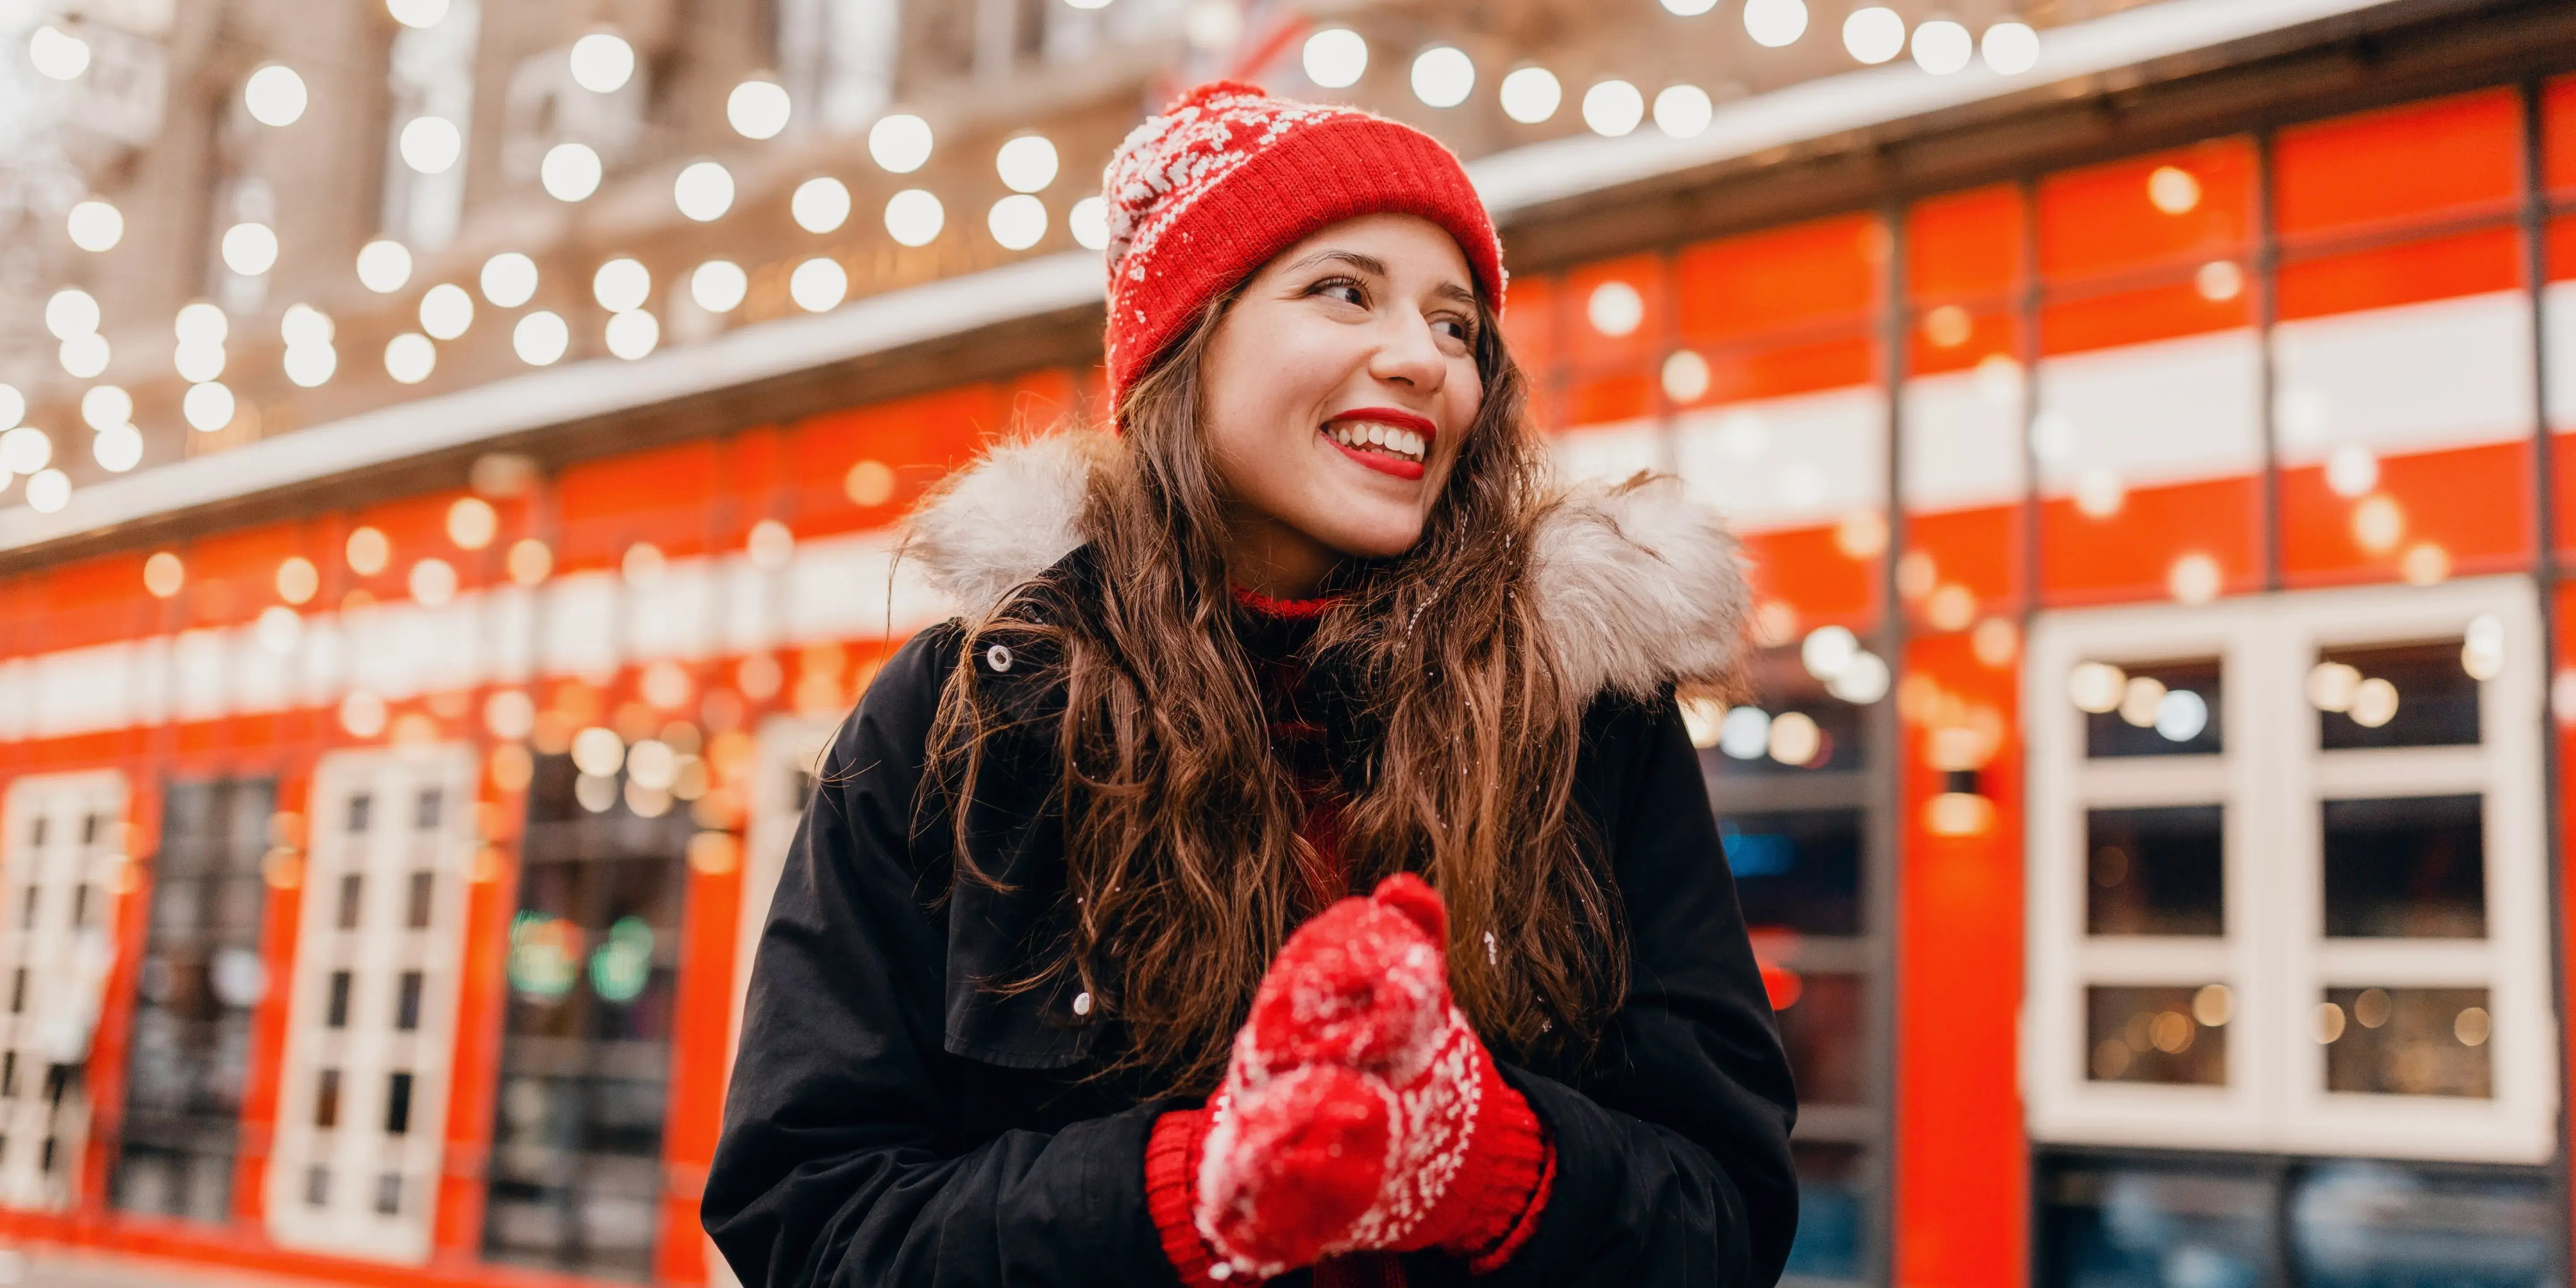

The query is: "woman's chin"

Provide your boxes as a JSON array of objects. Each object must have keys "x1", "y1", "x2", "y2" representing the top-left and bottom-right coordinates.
[{"x1": 1315, "y1": 517, "x2": 1428, "y2": 563}]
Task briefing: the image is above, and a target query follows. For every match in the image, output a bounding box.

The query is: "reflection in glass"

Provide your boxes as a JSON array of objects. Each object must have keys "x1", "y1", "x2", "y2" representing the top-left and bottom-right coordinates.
[
  {"x1": 2040, "y1": 1157, "x2": 2270, "y2": 1288},
  {"x1": 2321, "y1": 795, "x2": 2484, "y2": 938},
  {"x1": 1704, "y1": 645, "x2": 1868, "y2": 779},
  {"x1": 2321, "y1": 986, "x2": 2492, "y2": 1098},
  {"x1": 1723, "y1": 810, "x2": 1860, "y2": 935},
  {"x1": 2086, "y1": 805, "x2": 2223, "y2": 936},
  {"x1": 2081, "y1": 660, "x2": 2222, "y2": 758},
  {"x1": 1784, "y1": 1142, "x2": 1866, "y2": 1281},
  {"x1": 2313, "y1": 640, "x2": 2480, "y2": 750},
  {"x1": 1774, "y1": 972, "x2": 1865, "y2": 1105},
  {"x1": 2085, "y1": 985, "x2": 2227, "y2": 1085},
  {"x1": 2290, "y1": 1161, "x2": 2551, "y2": 1288}
]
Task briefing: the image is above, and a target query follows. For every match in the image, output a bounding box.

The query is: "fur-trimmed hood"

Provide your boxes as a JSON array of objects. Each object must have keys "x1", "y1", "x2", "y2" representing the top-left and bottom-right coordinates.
[{"x1": 905, "y1": 433, "x2": 1751, "y2": 698}]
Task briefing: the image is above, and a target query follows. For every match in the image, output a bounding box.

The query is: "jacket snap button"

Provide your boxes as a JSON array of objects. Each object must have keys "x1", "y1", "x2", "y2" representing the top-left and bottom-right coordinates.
[
  {"x1": 984, "y1": 643, "x2": 1013, "y2": 673},
  {"x1": 1072, "y1": 991, "x2": 1092, "y2": 1017}
]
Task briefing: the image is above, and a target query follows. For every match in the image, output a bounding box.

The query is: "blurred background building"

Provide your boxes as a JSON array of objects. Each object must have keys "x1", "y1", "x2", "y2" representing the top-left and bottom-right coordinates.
[{"x1": 0, "y1": 0, "x2": 2571, "y2": 1284}]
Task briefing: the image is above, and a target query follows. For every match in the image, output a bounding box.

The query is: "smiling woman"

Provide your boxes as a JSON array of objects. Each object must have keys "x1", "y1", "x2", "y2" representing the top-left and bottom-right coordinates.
[{"x1": 705, "y1": 81, "x2": 1799, "y2": 1288}]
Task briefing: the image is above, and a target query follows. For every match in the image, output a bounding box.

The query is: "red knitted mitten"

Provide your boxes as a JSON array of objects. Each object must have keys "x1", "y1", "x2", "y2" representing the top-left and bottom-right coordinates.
[{"x1": 1150, "y1": 874, "x2": 1551, "y2": 1282}]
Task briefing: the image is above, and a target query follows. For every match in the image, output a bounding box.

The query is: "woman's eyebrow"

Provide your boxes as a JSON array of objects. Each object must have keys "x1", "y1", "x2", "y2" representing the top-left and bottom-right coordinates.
[
  {"x1": 1283, "y1": 249, "x2": 1388, "y2": 277},
  {"x1": 1430, "y1": 281, "x2": 1476, "y2": 306}
]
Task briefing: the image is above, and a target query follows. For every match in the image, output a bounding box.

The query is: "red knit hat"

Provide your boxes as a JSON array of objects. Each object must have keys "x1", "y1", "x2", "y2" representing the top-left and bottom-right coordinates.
[{"x1": 1098, "y1": 80, "x2": 1505, "y2": 413}]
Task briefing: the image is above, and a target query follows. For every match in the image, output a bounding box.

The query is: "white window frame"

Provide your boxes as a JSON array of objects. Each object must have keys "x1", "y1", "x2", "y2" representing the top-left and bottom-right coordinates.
[
  {"x1": 2025, "y1": 577, "x2": 2557, "y2": 1164},
  {"x1": 265, "y1": 745, "x2": 476, "y2": 1261},
  {"x1": 0, "y1": 770, "x2": 128, "y2": 1211}
]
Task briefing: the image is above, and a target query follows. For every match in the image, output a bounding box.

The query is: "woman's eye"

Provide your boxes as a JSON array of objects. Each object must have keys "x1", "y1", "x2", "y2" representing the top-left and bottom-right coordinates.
[
  {"x1": 1311, "y1": 278, "x2": 1366, "y2": 306},
  {"x1": 1433, "y1": 318, "x2": 1473, "y2": 343}
]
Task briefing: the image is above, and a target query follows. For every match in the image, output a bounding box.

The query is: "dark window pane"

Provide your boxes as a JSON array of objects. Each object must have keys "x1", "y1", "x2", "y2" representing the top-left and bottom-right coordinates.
[
  {"x1": 10, "y1": 968, "x2": 25, "y2": 1015},
  {"x1": 2289, "y1": 1161, "x2": 2552, "y2": 1288},
  {"x1": 3, "y1": 1051, "x2": 18, "y2": 1097},
  {"x1": 81, "y1": 813, "x2": 101, "y2": 845},
  {"x1": 2321, "y1": 986, "x2": 2492, "y2": 1098},
  {"x1": 385, "y1": 1072, "x2": 414, "y2": 1135},
  {"x1": 314, "y1": 1069, "x2": 340, "y2": 1129},
  {"x1": 2084, "y1": 659, "x2": 2221, "y2": 758},
  {"x1": 2086, "y1": 984, "x2": 2229, "y2": 1085},
  {"x1": 407, "y1": 871, "x2": 434, "y2": 929},
  {"x1": 2315, "y1": 640, "x2": 2480, "y2": 750},
  {"x1": 414, "y1": 788, "x2": 443, "y2": 831},
  {"x1": 2322, "y1": 795, "x2": 2484, "y2": 938},
  {"x1": 1702, "y1": 645, "x2": 1872, "y2": 780},
  {"x1": 1784, "y1": 1142, "x2": 1866, "y2": 1281},
  {"x1": 71, "y1": 884, "x2": 89, "y2": 927},
  {"x1": 19, "y1": 886, "x2": 35, "y2": 929},
  {"x1": 1722, "y1": 809, "x2": 1860, "y2": 935},
  {"x1": 396, "y1": 971, "x2": 424, "y2": 1031},
  {"x1": 376, "y1": 1171, "x2": 402, "y2": 1215},
  {"x1": 2087, "y1": 805, "x2": 2223, "y2": 936},
  {"x1": 336, "y1": 874, "x2": 364, "y2": 931},
  {"x1": 2041, "y1": 1156, "x2": 2273, "y2": 1288},
  {"x1": 304, "y1": 1165, "x2": 328, "y2": 1208},
  {"x1": 346, "y1": 793, "x2": 372, "y2": 834},
  {"x1": 1774, "y1": 971, "x2": 1865, "y2": 1105},
  {"x1": 326, "y1": 971, "x2": 352, "y2": 1029}
]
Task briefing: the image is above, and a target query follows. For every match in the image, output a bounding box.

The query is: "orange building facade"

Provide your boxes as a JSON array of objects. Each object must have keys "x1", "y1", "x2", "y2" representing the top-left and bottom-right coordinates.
[{"x1": 3, "y1": 15, "x2": 2576, "y2": 1288}]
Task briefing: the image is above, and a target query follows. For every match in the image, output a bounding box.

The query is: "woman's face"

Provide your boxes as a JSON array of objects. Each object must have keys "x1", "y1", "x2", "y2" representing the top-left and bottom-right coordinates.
[{"x1": 1199, "y1": 213, "x2": 1485, "y2": 594}]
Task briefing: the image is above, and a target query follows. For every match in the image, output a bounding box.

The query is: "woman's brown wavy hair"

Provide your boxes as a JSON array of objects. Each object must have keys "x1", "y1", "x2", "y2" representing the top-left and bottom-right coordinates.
[{"x1": 925, "y1": 281, "x2": 1626, "y2": 1096}]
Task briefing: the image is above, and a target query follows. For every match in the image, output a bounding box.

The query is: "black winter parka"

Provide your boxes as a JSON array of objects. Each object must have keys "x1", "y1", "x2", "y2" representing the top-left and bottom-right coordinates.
[{"x1": 702, "y1": 436, "x2": 1800, "y2": 1288}]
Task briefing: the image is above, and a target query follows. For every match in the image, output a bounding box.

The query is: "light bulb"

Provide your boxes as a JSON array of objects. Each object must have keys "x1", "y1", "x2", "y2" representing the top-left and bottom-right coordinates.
[
  {"x1": 24, "y1": 469, "x2": 70, "y2": 514},
  {"x1": 885, "y1": 189, "x2": 944, "y2": 247},
  {"x1": 987, "y1": 195, "x2": 1048, "y2": 250},
  {"x1": 996, "y1": 135, "x2": 1059, "y2": 194},
  {"x1": 869, "y1": 114, "x2": 933, "y2": 174},
  {"x1": 67, "y1": 199, "x2": 122, "y2": 251},
  {"x1": 729, "y1": 79, "x2": 791, "y2": 140},
  {"x1": 1302, "y1": 28, "x2": 1367, "y2": 89},
  {"x1": 1582, "y1": 80, "x2": 1644, "y2": 136},
  {"x1": 0, "y1": 385, "x2": 21, "y2": 430},
  {"x1": 1743, "y1": 0, "x2": 1809, "y2": 48},
  {"x1": 1843, "y1": 7, "x2": 1905, "y2": 64},
  {"x1": 674, "y1": 160, "x2": 735, "y2": 221},
  {"x1": 0, "y1": 427, "x2": 53, "y2": 473},
  {"x1": 541, "y1": 142, "x2": 602, "y2": 201},
  {"x1": 1499, "y1": 67, "x2": 1562, "y2": 123},
  {"x1": 356, "y1": 239, "x2": 413, "y2": 292},
  {"x1": 1410, "y1": 46, "x2": 1474, "y2": 108},
  {"x1": 792, "y1": 177, "x2": 851, "y2": 233},
  {"x1": 46, "y1": 288, "x2": 99, "y2": 340},
  {"x1": 1911, "y1": 19, "x2": 1972, "y2": 75},
  {"x1": 481, "y1": 252, "x2": 538, "y2": 307},
  {"x1": 399, "y1": 116, "x2": 461, "y2": 173},
  {"x1": 513, "y1": 311, "x2": 569, "y2": 365},
  {"x1": 174, "y1": 301, "x2": 228, "y2": 346},
  {"x1": 568, "y1": 32, "x2": 636, "y2": 93},
  {"x1": 790, "y1": 258, "x2": 847, "y2": 312},
  {"x1": 592, "y1": 257, "x2": 651, "y2": 313},
  {"x1": 604, "y1": 309, "x2": 659, "y2": 359},
  {"x1": 244, "y1": 64, "x2": 308, "y2": 126},
  {"x1": 80, "y1": 385, "x2": 131, "y2": 430},
  {"x1": 385, "y1": 332, "x2": 436, "y2": 384},
  {"x1": 220, "y1": 222, "x2": 278, "y2": 275},
  {"x1": 59, "y1": 334, "x2": 109, "y2": 378},
  {"x1": 1654, "y1": 85, "x2": 1712, "y2": 138},
  {"x1": 183, "y1": 381, "x2": 236, "y2": 431},
  {"x1": 419, "y1": 283, "x2": 474, "y2": 338},
  {"x1": 690, "y1": 260, "x2": 747, "y2": 313},
  {"x1": 1069, "y1": 196, "x2": 1108, "y2": 251},
  {"x1": 386, "y1": 0, "x2": 449, "y2": 28},
  {"x1": 1982, "y1": 21, "x2": 2040, "y2": 75},
  {"x1": 28, "y1": 26, "x2": 89, "y2": 80},
  {"x1": 283, "y1": 341, "x2": 337, "y2": 388},
  {"x1": 280, "y1": 303, "x2": 335, "y2": 347},
  {"x1": 93, "y1": 424, "x2": 142, "y2": 472}
]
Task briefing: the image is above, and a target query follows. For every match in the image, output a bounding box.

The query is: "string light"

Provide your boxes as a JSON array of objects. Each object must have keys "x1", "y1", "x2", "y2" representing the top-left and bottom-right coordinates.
[
  {"x1": 0, "y1": 385, "x2": 21, "y2": 430},
  {"x1": 93, "y1": 424, "x2": 141, "y2": 472},
  {"x1": 885, "y1": 189, "x2": 944, "y2": 246},
  {"x1": 542, "y1": 142, "x2": 602, "y2": 201},
  {"x1": 67, "y1": 199, "x2": 122, "y2": 251},
  {"x1": 1742, "y1": 0, "x2": 1809, "y2": 47},
  {"x1": 592, "y1": 258, "x2": 651, "y2": 312},
  {"x1": 789, "y1": 258, "x2": 847, "y2": 312},
  {"x1": 25, "y1": 469, "x2": 70, "y2": 514},
  {"x1": 1069, "y1": 196, "x2": 1108, "y2": 251},
  {"x1": 690, "y1": 260, "x2": 747, "y2": 313},
  {"x1": 729, "y1": 79, "x2": 791, "y2": 140},
  {"x1": 1499, "y1": 67, "x2": 1562, "y2": 123},
  {"x1": 869, "y1": 114, "x2": 933, "y2": 173},
  {"x1": 28, "y1": 26, "x2": 89, "y2": 80},
  {"x1": 604, "y1": 309, "x2": 659, "y2": 359},
  {"x1": 59, "y1": 333, "x2": 108, "y2": 379},
  {"x1": 1844, "y1": 7, "x2": 1905, "y2": 63},
  {"x1": 79, "y1": 385, "x2": 131, "y2": 430},
  {"x1": 400, "y1": 116, "x2": 462, "y2": 173},
  {"x1": 1982, "y1": 21, "x2": 2040, "y2": 74},
  {"x1": 793, "y1": 177, "x2": 851, "y2": 233},
  {"x1": 1653, "y1": 85, "x2": 1712, "y2": 138},
  {"x1": 568, "y1": 32, "x2": 636, "y2": 94},
  {"x1": 386, "y1": 332, "x2": 437, "y2": 384},
  {"x1": 988, "y1": 195, "x2": 1047, "y2": 250},
  {"x1": 513, "y1": 311, "x2": 570, "y2": 364},
  {"x1": 244, "y1": 64, "x2": 308, "y2": 126},
  {"x1": 183, "y1": 381, "x2": 235, "y2": 431},
  {"x1": 481, "y1": 252, "x2": 538, "y2": 307},
  {"x1": 45, "y1": 288, "x2": 99, "y2": 340},
  {"x1": 1302, "y1": 28, "x2": 1367, "y2": 89},
  {"x1": 674, "y1": 160, "x2": 735, "y2": 220},
  {"x1": 386, "y1": 0, "x2": 449, "y2": 28},
  {"x1": 1660, "y1": 0, "x2": 1717, "y2": 13},
  {"x1": 221, "y1": 221, "x2": 279, "y2": 275},
  {"x1": 357, "y1": 239, "x2": 413, "y2": 292},
  {"x1": 1, "y1": 427, "x2": 52, "y2": 473},
  {"x1": 1411, "y1": 47, "x2": 1474, "y2": 108},
  {"x1": 995, "y1": 136, "x2": 1059, "y2": 193},
  {"x1": 420, "y1": 283, "x2": 474, "y2": 338},
  {"x1": 1582, "y1": 80, "x2": 1644, "y2": 137},
  {"x1": 1911, "y1": 19, "x2": 1972, "y2": 74}
]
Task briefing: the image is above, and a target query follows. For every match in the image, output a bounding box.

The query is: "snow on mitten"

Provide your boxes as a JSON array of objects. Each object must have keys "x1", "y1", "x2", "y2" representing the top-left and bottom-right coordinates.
[{"x1": 1171, "y1": 874, "x2": 1552, "y2": 1281}]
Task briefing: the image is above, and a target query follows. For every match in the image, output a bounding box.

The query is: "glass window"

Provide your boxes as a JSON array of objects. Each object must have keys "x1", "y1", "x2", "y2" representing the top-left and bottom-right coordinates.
[
  {"x1": 2080, "y1": 659, "x2": 2221, "y2": 758},
  {"x1": 1784, "y1": 1142, "x2": 1868, "y2": 1281},
  {"x1": 2321, "y1": 795, "x2": 2484, "y2": 938},
  {"x1": 2086, "y1": 806, "x2": 2223, "y2": 936},
  {"x1": 2086, "y1": 984, "x2": 2228, "y2": 1085},
  {"x1": 1723, "y1": 810, "x2": 1860, "y2": 936},
  {"x1": 2313, "y1": 640, "x2": 2481, "y2": 750},
  {"x1": 2288, "y1": 1161, "x2": 2551, "y2": 1287},
  {"x1": 2040, "y1": 1158, "x2": 2272, "y2": 1288},
  {"x1": 1772, "y1": 972, "x2": 1865, "y2": 1105},
  {"x1": 2320, "y1": 986, "x2": 2491, "y2": 1097}
]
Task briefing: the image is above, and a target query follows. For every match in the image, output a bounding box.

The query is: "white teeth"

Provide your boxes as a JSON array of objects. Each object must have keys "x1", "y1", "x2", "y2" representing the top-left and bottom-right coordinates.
[{"x1": 1323, "y1": 421, "x2": 1426, "y2": 462}]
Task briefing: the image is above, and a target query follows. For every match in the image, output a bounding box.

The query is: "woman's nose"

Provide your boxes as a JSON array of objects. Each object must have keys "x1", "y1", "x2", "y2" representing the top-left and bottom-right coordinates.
[{"x1": 1368, "y1": 317, "x2": 1447, "y2": 391}]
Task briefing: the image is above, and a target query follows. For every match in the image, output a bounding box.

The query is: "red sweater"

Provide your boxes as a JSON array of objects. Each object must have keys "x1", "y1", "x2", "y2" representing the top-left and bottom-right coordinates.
[{"x1": 1142, "y1": 591, "x2": 1553, "y2": 1286}]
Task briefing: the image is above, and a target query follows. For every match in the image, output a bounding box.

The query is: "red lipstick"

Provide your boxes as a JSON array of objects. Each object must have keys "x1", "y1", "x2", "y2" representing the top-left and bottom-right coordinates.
[{"x1": 1319, "y1": 408, "x2": 1437, "y2": 482}]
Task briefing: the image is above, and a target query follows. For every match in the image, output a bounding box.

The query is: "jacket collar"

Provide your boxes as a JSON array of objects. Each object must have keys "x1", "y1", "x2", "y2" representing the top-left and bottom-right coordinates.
[{"x1": 905, "y1": 431, "x2": 1753, "y2": 698}]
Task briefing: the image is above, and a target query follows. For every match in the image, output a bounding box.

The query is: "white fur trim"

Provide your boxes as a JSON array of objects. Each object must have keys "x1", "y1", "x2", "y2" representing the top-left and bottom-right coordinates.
[{"x1": 904, "y1": 437, "x2": 1750, "y2": 694}]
